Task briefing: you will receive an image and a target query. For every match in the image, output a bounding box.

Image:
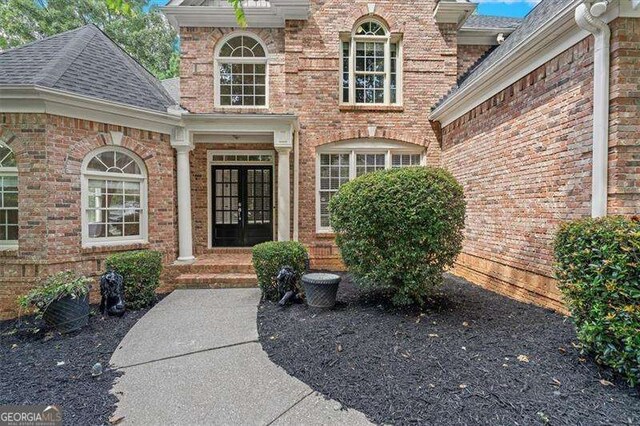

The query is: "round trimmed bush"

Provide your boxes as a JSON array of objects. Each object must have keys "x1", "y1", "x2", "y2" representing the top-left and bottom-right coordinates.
[
  {"x1": 554, "y1": 216, "x2": 640, "y2": 386},
  {"x1": 252, "y1": 241, "x2": 308, "y2": 301},
  {"x1": 105, "y1": 250, "x2": 163, "y2": 310},
  {"x1": 329, "y1": 167, "x2": 465, "y2": 306}
]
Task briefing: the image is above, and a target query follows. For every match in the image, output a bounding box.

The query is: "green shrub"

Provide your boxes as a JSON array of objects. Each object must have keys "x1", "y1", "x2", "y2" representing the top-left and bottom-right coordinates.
[
  {"x1": 252, "y1": 241, "x2": 308, "y2": 301},
  {"x1": 105, "y1": 250, "x2": 163, "y2": 310},
  {"x1": 554, "y1": 216, "x2": 640, "y2": 386},
  {"x1": 18, "y1": 271, "x2": 91, "y2": 313},
  {"x1": 329, "y1": 167, "x2": 466, "y2": 306}
]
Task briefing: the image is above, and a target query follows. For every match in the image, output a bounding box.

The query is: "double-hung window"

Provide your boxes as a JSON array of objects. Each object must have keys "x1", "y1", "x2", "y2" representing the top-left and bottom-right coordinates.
[
  {"x1": 317, "y1": 144, "x2": 424, "y2": 231},
  {"x1": 215, "y1": 33, "x2": 268, "y2": 107},
  {"x1": 341, "y1": 19, "x2": 402, "y2": 106},
  {"x1": 0, "y1": 141, "x2": 18, "y2": 246}
]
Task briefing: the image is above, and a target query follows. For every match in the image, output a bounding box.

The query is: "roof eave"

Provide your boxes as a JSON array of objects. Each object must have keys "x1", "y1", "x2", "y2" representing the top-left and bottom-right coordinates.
[
  {"x1": 433, "y1": 1, "x2": 477, "y2": 29},
  {"x1": 430, "y1": 0, "x2": 588, "y2": 125},
  {"x1": 0, "y1": 85, "x2": 181, "y2": 134}
]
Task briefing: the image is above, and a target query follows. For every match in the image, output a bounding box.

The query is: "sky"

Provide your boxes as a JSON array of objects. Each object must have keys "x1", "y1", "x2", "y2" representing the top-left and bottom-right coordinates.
[{"x1": 149, "y1": 1, "x2": 538, "y2": 18}]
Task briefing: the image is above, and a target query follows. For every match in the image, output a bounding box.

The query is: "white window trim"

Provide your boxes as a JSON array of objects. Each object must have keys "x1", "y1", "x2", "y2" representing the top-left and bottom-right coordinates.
[
  {"x1": 81, "y1": 146, "x2": 148, "y2": 248},
  {"x1": 213, "y1": 31, "x2": 270, "y2": 109},
  {"x1": 206, "y1": 150, "x2": 276, "y2": 249},
  {"x1": 316, "y1": 140, "x2": 425, "y2": 233},
  {"x1": 0, "y1": 167, "x2": 18, "y2": 249},
  {"x1": 340, "y1": 20, "x2": 403, "y2": 106}
]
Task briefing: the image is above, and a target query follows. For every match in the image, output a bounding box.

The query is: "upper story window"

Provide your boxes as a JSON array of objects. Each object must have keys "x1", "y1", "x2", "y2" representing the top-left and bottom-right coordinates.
[
  {"x1": 341, "y1": 19, "x2": 402, "y2": 106},
  {"x1": 0, "y1": 142, "x2": 18, "y2": 246},
  {"x1": 82, "y1": 147, "x2": 147, "y2": 246},
  {"x1": 215, "y1": 33, "x2": 268, "y2": 108}
]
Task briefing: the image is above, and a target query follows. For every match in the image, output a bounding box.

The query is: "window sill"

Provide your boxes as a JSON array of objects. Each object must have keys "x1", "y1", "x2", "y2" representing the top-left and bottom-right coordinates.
[
  {"x1": 339, "y1": 104, "x2": 404, "y2": 112},
  {"x1": 0, "y1": 245, "x2": 18, "y2": 256},
  {"x1": 81, "y1": 241, "x2": 149, "y2": 254}
]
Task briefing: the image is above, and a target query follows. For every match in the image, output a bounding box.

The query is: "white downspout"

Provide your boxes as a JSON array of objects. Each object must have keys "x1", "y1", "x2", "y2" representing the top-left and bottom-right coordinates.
[
  {"x1": 293, "y1": 130, "x2": 300, "y2": 241},
  {"x1": 575, "y1": 1, "x2": 611, "y2": 218}
]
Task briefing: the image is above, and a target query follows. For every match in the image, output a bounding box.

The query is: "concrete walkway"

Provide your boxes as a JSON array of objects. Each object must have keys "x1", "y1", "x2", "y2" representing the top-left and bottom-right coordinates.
[{"x1": 110, "y1": 289, "x2": 372, "y2": 425}]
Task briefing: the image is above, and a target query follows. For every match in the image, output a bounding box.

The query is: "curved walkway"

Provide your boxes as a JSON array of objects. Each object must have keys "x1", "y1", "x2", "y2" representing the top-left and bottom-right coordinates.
[{"x1": 110, "y1": 289, "x2": 371, "y2": 425}]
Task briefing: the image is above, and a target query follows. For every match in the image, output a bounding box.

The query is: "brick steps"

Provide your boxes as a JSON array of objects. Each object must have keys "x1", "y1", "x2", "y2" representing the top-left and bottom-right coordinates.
[
  {"x1": 175, "y1": 272, "x2": 258, "y2": 289},
  {"x1": 170, "y1": 251, "x2": 258, "y2": 289}
]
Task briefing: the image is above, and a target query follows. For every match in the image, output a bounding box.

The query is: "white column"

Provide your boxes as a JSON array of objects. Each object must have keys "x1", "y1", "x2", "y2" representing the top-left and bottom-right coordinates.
[
  {"x1": 277, "y1": 147, "x2": 291, "y2": 241},
  {"x1": 175, "y1": 145, "x2": 195, "y2": 262}
]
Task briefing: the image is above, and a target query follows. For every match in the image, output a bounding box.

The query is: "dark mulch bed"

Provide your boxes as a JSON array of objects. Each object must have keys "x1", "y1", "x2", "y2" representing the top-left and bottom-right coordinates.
[
  {"x1": 258, "y1": 274, "x2": 640, "y2": 426},
  {"x1": 0, "y1": 299, "x2": 162, "y2": 426}
]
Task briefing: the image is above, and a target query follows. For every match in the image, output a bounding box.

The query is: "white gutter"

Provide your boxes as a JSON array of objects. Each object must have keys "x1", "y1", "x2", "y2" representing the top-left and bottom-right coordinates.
[{"x1": 575, "y1": 1, "x2": 611, "y2": 218}]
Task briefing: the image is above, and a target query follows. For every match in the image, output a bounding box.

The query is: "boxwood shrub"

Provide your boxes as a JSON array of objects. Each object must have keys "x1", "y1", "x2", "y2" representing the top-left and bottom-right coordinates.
[
  {"x1": 105, "y1": 250, "x2": 163, "y2": 310},
  {"x1": 554, "y1": 216, "x2": 640, "y2": 386},
  {"x1": 329, "y1": 167, "x2": 466, "y2": 306},
  {"x1": 252, "y1": 241, "x2": 308, "y2": 301}
]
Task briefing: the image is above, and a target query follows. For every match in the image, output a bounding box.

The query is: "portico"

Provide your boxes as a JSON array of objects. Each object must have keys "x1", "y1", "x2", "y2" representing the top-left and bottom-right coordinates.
[{"x1": 170, "y1": 114, "x2": 298, "y2": 262}]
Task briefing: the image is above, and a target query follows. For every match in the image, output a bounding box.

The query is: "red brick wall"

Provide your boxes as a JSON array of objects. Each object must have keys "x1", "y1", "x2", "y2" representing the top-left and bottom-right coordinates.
[
  {"x1": 609, "y1": 18, "x2": 640, "y2": 216},
  {"x1": 440, "y1": 20, "x2": 640, "y2": 312},
  {"x1": 180, "y1": 27, "x2": 286, "y2": 113},
  {"x1": 286, "y1": 1, "x2": 457, "y2": 265},
  {"x1": 0, "y1": 113, "x2": 177, "y2": 318},
  {"x1": 457, "y1": 44, "x2": 493, "y2": 77},
  {"x1": 440, "y1": 37, "x2": 596, "y2": 312},
  {"x1": 179, "y1": 0, "x2": 458, "y2": 267}
]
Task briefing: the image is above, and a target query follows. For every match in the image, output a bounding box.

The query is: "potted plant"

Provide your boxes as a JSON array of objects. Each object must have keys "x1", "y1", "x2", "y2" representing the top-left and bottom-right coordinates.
[{"x1": 19, "y1": 271, "x2": 92, "y2": 333}]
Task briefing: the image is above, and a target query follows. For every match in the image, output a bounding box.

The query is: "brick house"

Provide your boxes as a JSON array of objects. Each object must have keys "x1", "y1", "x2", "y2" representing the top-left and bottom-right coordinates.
[{"x1": 0, "y1": 0, "x2": 638, "y2": 318}]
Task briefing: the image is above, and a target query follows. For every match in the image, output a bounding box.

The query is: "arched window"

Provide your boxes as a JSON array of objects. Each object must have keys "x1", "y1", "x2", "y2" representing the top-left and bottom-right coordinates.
[
  {"x1": 215, "y1": 33, "x2": 268, "y2": 107},
  {"x1": 0, "y1": 141, "x2": 18, "y2": 245},
  {"x1": 341, "y1": 18, "x2": 402, "y2": 105},
  {"x1": 82, "y1": 147, "x2": 147, "y2": 245}
]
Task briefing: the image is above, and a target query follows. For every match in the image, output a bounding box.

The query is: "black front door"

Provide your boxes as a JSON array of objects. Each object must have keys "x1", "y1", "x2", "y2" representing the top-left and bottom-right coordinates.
[{"x1": 212, "y1": 166, "x2": 273, "y2": 247}]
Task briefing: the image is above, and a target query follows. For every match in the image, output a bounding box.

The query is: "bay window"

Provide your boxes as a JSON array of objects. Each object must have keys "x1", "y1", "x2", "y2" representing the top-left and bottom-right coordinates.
[
  {"x1": 317, "y1": 144, "x2": 424, "y2": 231},
  {"x1": 341, "y1": 19, "x2": 402, "y2": 106}
]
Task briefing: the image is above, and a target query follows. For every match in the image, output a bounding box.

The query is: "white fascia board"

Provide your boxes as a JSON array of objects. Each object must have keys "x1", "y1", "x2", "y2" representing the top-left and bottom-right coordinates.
[
  {"x1": 183, "y1": 113, "x2": 298, "y2": 134},
  {"x1": 0, "y1": 86, "x2": 181, "y2": 134},
  {"x1": 430, "y1": 0, "x2": 585, "y2": 126},
  {"x1": 162, "y1": 1, "x2": 308, "y2": 29},
  {"x1": 434, "y1": 1, "x2": 477, "y2": 28},
  {"x1": 162, "y1": 6, "x2": 284, "y2": 28},
  {"x1": 457, "y1": 28, "x2": 516, "y2": 46}
]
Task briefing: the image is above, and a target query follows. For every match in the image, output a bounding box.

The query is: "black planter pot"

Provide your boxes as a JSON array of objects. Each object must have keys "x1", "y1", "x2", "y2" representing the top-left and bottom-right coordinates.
[
  {"x1": 302, "y1": 273, "x2": 342, "y2": 309},
  {"x1": 43, "y1": 294, "x2": 90, "y2": 334}
]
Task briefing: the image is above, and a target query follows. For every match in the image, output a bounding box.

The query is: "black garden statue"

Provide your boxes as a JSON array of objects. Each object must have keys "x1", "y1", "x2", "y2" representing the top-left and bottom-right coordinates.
[
  {"x1": 100, "y1": 270, "x2": 126, "y2": 317},
  {"x1": 277, "y1": 266, "x2": 300, "y2": 307}
]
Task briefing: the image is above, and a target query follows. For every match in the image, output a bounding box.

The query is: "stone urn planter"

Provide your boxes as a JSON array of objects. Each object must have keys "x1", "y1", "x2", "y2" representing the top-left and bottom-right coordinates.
[
  {"x1": 302, "y1": 273, "x2": 341, "y2": 309},
  {"x1": 43, "y1": 294, "x2": 90, "y2": 334}
]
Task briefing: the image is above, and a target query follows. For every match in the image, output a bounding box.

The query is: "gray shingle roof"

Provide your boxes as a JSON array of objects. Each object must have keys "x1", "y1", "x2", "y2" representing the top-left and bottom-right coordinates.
[
  {"x1": 161, "y1": 77, "x2": 181, "y2": 103},
  {"x1": 0, "y1": 25, "x2": 177, "y2": 112},
  {"x1": 462, "y1": 15, "x2": 522, "y2": 29},
  {"x1": 461, "y1": 15, "x2": 522, "y2": 30},
  {"x1": 434, "y1": 0, "x2": 573, "y2": 112}
]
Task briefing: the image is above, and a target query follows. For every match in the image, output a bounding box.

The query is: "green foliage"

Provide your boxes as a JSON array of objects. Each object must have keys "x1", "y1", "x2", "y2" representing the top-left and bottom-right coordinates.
[
  {"x1": 227, "y1": 0, "x2": 246, "y2": 27},
  {"x1": 252, "y1": 241, "x2": 308, "y2": 301},
  {"x1": 106, "y1": 250, "x2": 163, "y2": 310},
  {"x1": 554, "y1": 216, "x2": 640, "y2": 386},
  {"x1": 0, "y1": 0, "x2": 179, "y2": 79},
  {"x1": 19, "y1": 271, "x2": 91, "y2": 312},
  {"x1": 329, "y1": 167, "x2": 466, "y2": 306}
]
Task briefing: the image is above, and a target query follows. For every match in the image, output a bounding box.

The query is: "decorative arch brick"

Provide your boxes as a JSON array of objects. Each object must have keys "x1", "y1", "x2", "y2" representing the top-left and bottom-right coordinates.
[{"x1": 316, "y1": 128, "x2": 429, "y2": 149}]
